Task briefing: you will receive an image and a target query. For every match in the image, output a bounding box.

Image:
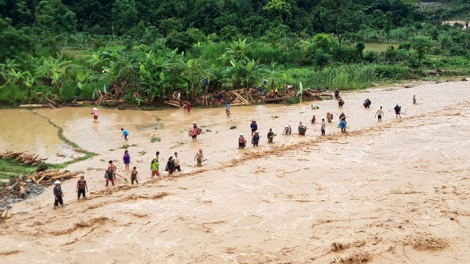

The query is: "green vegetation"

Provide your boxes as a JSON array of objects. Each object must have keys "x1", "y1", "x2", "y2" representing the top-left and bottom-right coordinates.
[
  {"x1": 151, "y1": 136, "x2": 161, "y2": 143},
  {"x1": 0, "y1": 159, "x2": 38, "y2": 179},
  {"x1": 0, "y1": 111, "x2": 98, "y2": 178},
  {"x1": 1, "y1": 0, "x2": 470, "y2": 105}
]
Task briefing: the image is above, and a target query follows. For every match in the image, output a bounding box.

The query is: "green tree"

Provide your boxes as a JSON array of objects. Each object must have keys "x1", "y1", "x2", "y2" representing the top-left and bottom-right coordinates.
[
  {"x1": 36, "y1": 0, "x2": 77, "y2": 35},
  {"x1": 316, "y1": 0, "x2": 361, "y2": 57},
  {"x1": 264, "y1": 0, "x2": 293, "y2": 22},
  {"x1": 0, "y1": 17, "x2": 33, "y2": 61},
  {"x1": 35, "y1": 57, "x2": 73, "y2": 93},
  {"x1": 111, "y1": 0, "x2": 138, "y2": 35},
  {"x1": 166, "y1": 32, "x2": 196, "y2": 52},
  {"x1": 411, "y1": 36, "x2": 431, "y2": 64}
]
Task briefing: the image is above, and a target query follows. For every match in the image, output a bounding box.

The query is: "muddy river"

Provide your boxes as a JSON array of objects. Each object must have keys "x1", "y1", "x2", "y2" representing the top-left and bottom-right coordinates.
[{"x1": 1, "y1": 81, "x2": 470, "y2": 263}]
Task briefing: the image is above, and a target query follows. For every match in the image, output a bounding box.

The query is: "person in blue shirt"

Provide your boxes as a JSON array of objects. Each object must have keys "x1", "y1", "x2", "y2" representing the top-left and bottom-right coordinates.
[
  {"x1": 250, "y1": 120, "x2": 257, "y2": 136},
  {"x1": 252, "y1": 131, "x2": 260, "y2": 147},
  {"x1": 226, "y1": 102, "x2": 231, "y2": 117},
  {"x1": 121, "y1": 128, "x2": 129, "y2": 141}
]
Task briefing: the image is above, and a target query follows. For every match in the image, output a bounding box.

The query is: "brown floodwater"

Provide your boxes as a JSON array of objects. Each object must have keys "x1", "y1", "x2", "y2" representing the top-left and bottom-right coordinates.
[{"x1": 1, "y1": 81, "x2": 470, "y2": 263}]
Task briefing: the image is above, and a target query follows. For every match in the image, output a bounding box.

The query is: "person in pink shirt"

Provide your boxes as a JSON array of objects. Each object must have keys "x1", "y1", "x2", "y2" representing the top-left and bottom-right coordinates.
[{"x1": 91, "y1": 107, "x2": 98, "y2": 121}]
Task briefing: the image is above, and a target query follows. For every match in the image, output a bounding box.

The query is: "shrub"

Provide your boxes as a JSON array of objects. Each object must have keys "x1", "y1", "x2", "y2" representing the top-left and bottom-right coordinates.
[
  {"x1": 374, "y1": 64, "x2": 408, "y2": 79},
  {"x1": 59, "y1": 82, "x2": 79, "y2": 102},
  {"x1": 449, "y1": 46, "x2": 467, "y2": 56},
  {"x1": 363, "y1": 51, "x2": 378, "y2": 63},
  {"x1": 0, "y1": 85, "x2": 28, "y2": 105}
]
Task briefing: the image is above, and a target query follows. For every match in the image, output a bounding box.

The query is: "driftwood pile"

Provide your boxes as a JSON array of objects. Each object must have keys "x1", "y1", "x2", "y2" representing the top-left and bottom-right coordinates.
[
  {"x1": 25, "y1": 170, "x2": 79, "y2": 184},
  {"x1": 0, "y1": 151, "x2": 44, "y2": 166},
  {"x1": 265, "y1": 89, "x2": 332, "y2": 103},
  {"x1": 95, "y1": 91, "x2": 125, "y2": 105}
]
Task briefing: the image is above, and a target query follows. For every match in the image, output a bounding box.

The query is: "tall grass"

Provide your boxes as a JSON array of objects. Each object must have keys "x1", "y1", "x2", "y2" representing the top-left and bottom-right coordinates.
[
  {"x1": 301, "y1": 64, "x2": 379, "y2": 90},
  {"x1": 0, "y1": 85, "x2": 28, "y2": 105}
]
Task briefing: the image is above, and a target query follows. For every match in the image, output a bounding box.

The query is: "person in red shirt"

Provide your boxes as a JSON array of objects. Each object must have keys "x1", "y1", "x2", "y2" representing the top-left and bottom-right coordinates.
[
  {"x1": 186, "y1": 102, "x2": 191, "y2": 114},
  {"x1": 76, "y1": 176, "x2": 88, "y2": 200}
]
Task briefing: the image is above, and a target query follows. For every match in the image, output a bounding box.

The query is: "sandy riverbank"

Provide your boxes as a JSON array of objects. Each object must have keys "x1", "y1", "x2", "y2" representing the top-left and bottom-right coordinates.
[{"x1": 1, "y1": 81, "x2": 470, "y2": 263}]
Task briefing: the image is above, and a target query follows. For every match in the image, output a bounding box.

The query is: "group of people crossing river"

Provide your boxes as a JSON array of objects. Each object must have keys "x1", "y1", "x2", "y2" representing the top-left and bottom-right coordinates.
[{"x1": 52, "y1": 89, "x2": 417, "y2": 209}]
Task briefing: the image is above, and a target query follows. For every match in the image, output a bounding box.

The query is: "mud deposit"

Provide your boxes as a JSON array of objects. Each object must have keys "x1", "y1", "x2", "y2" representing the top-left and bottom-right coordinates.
[{"x1": 1, "y1": 81, "x2": 470, "y2": 263}]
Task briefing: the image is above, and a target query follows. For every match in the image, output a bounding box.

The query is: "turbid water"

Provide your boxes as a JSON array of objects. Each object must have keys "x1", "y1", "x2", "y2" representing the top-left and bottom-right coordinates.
[{"x1": 0, "y1": 81, "x2": 470, "y2": 263}]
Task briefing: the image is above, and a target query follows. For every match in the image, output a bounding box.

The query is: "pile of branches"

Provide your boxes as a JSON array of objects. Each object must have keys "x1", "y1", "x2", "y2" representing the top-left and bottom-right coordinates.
[
  {"x1": 95, "y1": 90, "x2": 125, "y2": 105},
  {"x1": 0, "y1": 151, "x2": 43, "y2": 166},
  {"x1": 266, "y1": 90, "x2": 285, "y2": 99},
  {"x1": 25, "y1": 170, "x2": 79, "y2": 184}
]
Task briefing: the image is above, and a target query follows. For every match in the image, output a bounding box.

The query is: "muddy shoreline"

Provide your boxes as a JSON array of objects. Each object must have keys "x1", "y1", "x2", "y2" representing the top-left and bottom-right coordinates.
[{"x1": 1, "y1": 80, "x2": 470, "y2": 263}]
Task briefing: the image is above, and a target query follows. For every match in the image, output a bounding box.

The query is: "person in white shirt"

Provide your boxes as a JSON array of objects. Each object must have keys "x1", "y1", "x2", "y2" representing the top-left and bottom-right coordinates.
[{"x1": 174, "y1": 152, "x2": 181, "y2": 172}]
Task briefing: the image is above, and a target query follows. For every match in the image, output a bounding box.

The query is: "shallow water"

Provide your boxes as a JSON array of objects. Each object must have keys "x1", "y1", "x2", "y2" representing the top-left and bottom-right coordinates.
[{"x1": 1, "y1": 81, "x2": 470, "y2": 263}]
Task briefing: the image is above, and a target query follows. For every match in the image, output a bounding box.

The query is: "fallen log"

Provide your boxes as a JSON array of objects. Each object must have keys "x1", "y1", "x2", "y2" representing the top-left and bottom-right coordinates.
[
  {"x1": 48, "y1": 103, "x2": 57, "y2": 109},
  {"x1": 263, "y1": 97, "x2": 285, "y2": 103},
  {"x1": 50, "y1": 172, "x2": 79, "y2": 180},
  {"x1": 45, "y1": 96, "x2": 59, "y2": 107},
  {"x1": 7, "y1": 182, "x2": 19, "y2": 190},
  {"x1": 37, "y1": 174, "x2": 47, "y2": 184},
  {"x1": 164, "y1": 101, "x2": 181, "y2": 107},
  {"x1": 19, "y1": 104, "x2": 47, "y2": 108}
]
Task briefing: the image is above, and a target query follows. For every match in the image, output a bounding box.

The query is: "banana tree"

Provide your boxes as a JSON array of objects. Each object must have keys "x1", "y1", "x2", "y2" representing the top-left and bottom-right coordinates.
[
  {"x1": 226, "y1": 38, "x2": 252, "y2": 61},
  {"x1": 35, "y1": 57, "x2": 73, "y2": 93},
  {"x1": 222, "y1": 59, "x2": 245, "y2": 89},
  {"x1": 182, "y1": 58, "x2": 209, "y2": 99},
  {"x1": 4, "y1": 69, "x2": 31, "y2": 90}
]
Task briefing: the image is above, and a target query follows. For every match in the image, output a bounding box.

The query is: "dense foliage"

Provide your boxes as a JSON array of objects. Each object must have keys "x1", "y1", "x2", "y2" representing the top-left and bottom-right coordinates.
[{"x1": 1, "y1": 0, "x2": 470, "y2": 105}]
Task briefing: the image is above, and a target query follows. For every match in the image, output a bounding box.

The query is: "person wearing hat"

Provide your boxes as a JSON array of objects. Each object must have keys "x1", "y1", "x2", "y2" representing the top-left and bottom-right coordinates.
[
  {"x1": 252, "y1": 131, "x2": 260, "y2": 147},
  {"x1": 327, "y1": 112, "x2": 333, "y2": 123},
  {"x1": 174, "y1": 152, "x2": 181, "y2": 172},
  {"x1": 91, "y1": 107, "x2": 98, "y2": 121},
  {"x1": 250, "y1": 120, "x2": 258, "y2": 136},
  {"x1": 283, "y1": 125, "x2": 292, "y2": 135},
  {"x1": 53, "y1": 180, "x2": 64, "y2": 208},
  {"x1": 76, "y1": 176, "x2": 88, "y2": 200},
  {"x1": 238, "y1": 133, "x2": 246, "y2": 148}
]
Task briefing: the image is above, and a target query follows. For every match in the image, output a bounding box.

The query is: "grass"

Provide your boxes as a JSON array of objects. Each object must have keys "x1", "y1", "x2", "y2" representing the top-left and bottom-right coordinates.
[
  {"x1": 0, "y1": 159, "x2": 38, "y2": 179},
  {"x1": 151, "y1": 136, "x2": 161, "y2": 143},
  {"x1": 297, "y1": 64, "x2": 379, "y2": 90},
  {"x1": 364, "y1": 43, "x2": 398, "y2": 52},
  {"x1": 0, "y1": 111, "x2": 100, "y2": 174}
]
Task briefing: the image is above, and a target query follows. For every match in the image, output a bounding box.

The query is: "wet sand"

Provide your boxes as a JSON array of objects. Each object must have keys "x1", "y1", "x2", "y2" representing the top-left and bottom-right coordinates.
[{"x1": 1, "y1": 81, "x2": 470, "y2": 263}]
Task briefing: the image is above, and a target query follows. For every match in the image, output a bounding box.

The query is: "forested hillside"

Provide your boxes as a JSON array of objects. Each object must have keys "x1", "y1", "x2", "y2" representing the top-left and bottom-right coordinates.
[{"x1": 1, "y1": 0, "x2": 470, "y2": 105}]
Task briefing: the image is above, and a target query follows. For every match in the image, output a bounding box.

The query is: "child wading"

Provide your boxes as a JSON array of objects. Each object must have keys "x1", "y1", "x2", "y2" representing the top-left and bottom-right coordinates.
[
  {"x1": 91, "y1": 107, "x2": 98, "y2": 121},
  {"x1": 131, "y1": 167, "x2": 140, "y2": 185},
  {"x1": 53, "y1": 180, "x2": 64, "y2": 209}
]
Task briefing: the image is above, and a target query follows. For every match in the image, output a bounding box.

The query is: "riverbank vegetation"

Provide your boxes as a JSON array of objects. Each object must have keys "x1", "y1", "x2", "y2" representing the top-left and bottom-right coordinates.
[{"x1": 1, "y1": 0, "x2": 470, "y2": 106}]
